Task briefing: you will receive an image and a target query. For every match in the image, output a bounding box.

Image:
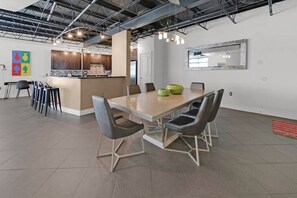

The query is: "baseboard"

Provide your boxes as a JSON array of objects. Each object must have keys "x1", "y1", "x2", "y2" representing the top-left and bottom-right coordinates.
[{"x1": 62, "y1": 107, "x2": 94, "y2": 116}]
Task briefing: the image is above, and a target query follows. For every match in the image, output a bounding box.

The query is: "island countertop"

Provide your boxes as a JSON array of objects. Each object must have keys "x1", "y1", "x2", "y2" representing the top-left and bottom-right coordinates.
[{"x1": 49, "y1": 76, "x2": 125, "y2": 79}]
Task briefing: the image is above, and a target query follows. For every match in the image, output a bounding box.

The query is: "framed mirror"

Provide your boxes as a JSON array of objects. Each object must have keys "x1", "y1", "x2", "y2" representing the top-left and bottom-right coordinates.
[{"x1": 185, "y1": 39, "x2": 247, "y2": 71}]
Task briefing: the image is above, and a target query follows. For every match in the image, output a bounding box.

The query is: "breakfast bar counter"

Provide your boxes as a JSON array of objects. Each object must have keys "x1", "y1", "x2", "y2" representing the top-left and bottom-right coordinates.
[{"x1": 47, "y1": 76, "x2": 126, "y2": 116}]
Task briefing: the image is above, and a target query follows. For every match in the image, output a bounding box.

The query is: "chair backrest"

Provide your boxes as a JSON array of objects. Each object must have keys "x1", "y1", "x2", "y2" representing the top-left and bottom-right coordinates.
[
  {"x1": 208, "y1": 89, "x2": 224, "y2": 122},
  {"x1": 92, "y1": 96, "x2": 117, "y2": 139},
  {"x1": 16, "y1": 80, "x2": 30, "y2": 89},
  {"x1": 190, "y1": 82, "x2": 205, "y2": 90},
  {"x1": 182, "y1": 93, "x2": 214, "y2": 135},
  {"x1": 127, "y1": 84, "x2": 141, "y2": 96},
  {"x1": 145, "y1": 83, "x2": 156, "y2": 92}
]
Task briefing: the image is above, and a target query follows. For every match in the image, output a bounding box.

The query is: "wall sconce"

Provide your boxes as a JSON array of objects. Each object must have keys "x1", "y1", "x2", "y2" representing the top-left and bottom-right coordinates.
[{"x1": 0, "y1": 64, "x2": 6, "y2": 71}]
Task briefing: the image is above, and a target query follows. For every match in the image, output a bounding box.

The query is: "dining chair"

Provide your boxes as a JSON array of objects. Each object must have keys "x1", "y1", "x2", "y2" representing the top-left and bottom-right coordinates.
[
  {"x1": 164, "y1": 93, "x2": 215, "y2": 166},
  {"x1": 181, "y1": 89, "x2": 224, "y2": 146},
  {"x1": 145, "y1": 82, "x2": 156, "y2": 92},
  {"x1": 92, "y1": 96, "x2": 145, "y2": 172},
  {"x1": 190, "y1": 82, "x2": 205, "y2": 90},
  {"x1": 16, "y1": 80, "x2": 30, "y2": 98},
  {"x1": 190, "y1": 82, "x2": 205, "y2": 109},
  {"x1": 127, "y1": 84, "x2": 141, "y2": 96}
]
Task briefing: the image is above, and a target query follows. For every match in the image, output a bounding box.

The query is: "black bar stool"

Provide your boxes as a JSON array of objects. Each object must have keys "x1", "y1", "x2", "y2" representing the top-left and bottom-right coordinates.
[
  {"x1": 36, "y1": 82, "x2": 45, "y2": 111},
  {"x1": 31, "y1": 81, "x2": 38, "y2": 107},
  {"x1": 39, "y1": 86, "x2": 62, "y2": 116},
  {"x1": 50, "y1": 87, "x2": 62, "y2": 113}
]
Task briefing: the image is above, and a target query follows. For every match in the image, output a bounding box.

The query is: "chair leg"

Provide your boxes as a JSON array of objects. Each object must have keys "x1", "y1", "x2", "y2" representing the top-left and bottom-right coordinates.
[
  {"x1": 16, "y1": 90, "x2": 20, "y2": 98},
  {"x1": 27, "y1": 89, "x2": 30, "y2": 97},
  {"x1": 194, "y1": 135, "x2": 200, "y2": 166},
  {"x1": 213, "y1": 120, "x2": 219, "y2": 138},
  {"x1": 207, "y1": 123, "x2": 213, "y2": 147},
  {"x1": 111, "y1": 140, "x2": 115, "y2": 172},
  {"x1": 141, "y1": 130, "x2": 145, "y2": 152},
  {"x1": 97, "y1": 133, "x2": 104, "y2": 158}
]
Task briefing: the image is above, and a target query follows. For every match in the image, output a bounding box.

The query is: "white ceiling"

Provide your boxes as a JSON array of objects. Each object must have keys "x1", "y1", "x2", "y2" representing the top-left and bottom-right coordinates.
[{"x1": 0, "y1": 0, "x2": 39, "y2": 12}]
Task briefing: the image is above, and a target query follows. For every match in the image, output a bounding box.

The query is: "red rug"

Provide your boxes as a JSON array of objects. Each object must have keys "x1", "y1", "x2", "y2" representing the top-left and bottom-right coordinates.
[{"x1": 273, "y1": 120, "x2": 297, "y2": 139}]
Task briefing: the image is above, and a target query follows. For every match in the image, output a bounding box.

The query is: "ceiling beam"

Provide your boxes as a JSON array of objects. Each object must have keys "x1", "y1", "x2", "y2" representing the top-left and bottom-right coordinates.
[
  {"x1": 94, "y1": 0, "x2": 137, "y2": 18},
  {"x1": 84, "y1": 0, "x2": 211, "y2": 47},
  {"x1": 52, "y1": 0, "x2": 118, "y2": 24},
  {"x1": 0, "y1": 16, "x2": 62, "y2": 33},
  {"x1": 0, "y1": 8, "x2": 68, "y2": 30},
  {"x1": 0, "y1": 23, "x2": 56, "y2": 38},
  {"x1": 26, "y1": 5, "x2": 101, "y2": 28}
]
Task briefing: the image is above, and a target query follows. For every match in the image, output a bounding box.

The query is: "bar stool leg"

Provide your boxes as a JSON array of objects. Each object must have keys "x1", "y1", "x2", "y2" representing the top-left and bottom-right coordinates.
[
  {"x1": 50, "y1": 90, "x2": 55, "y2": 110},
  {"x1": 53, "y1": 89, "x2": 58, "y2": 110},
  {"x1": 44, "y1": 89, "x2": 50, "y2": 116},
  {"x1": 34, "y1": 87, "x2": 41, "y2": 110},
  {"x1": 57, "y1": 88, "x2": 62, "y2": 113},
  {"x1": 31, "y1": 86, "x2": 35, "y2": 107},
  {"x1": 38, "y1": 88, "x2": 44, "y2": 112}
]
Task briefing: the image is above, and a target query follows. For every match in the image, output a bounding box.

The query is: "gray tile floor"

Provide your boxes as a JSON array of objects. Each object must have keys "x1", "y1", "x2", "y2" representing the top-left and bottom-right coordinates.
[{"x1": 0, "y1": 98, "x2": 297, "y2": 198}]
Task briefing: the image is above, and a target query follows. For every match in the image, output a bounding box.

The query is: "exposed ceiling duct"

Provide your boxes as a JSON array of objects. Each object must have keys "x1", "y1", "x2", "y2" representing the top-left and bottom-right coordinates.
[
  {"x1": 0, "y1": 0, "x2": 285, "y2": 45},
  {"x1": 84, "y1": 0, "x2": 211, "y2": 47}
]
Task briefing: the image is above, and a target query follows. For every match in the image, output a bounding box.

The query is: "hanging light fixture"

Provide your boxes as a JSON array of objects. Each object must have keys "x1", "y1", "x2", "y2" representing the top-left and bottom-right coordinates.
[
  {"x1": 158, "y1": 31, "x2": 184, "y2": 45},
  {"x1": 157, "y1": 4, "x2": 185, "y2": 45},
  {"x1": 158, "y1": 32, "x2": 162, "y2": 40}
]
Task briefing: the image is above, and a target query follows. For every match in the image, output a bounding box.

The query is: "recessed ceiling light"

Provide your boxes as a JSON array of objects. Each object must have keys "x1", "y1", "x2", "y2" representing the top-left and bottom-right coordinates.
[{"x1": 77, "y1": 30, "x2": 82, "y2": 36}]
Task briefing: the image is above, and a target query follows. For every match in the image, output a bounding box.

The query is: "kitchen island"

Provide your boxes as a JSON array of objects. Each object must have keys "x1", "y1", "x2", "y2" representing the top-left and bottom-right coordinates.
[{"x1": 47, "y1": 76, "x2": 126, "y2": 116}]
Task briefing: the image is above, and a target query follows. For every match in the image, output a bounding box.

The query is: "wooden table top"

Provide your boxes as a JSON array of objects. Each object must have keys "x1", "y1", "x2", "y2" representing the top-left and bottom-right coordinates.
[{"x1": 109, "y1": 88, "x2": 213, "y2": 122}]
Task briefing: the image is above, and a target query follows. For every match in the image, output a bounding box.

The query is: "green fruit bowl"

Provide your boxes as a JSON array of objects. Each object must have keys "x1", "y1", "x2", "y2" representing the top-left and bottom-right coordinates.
[
  {"x1": 166, "y1": 84, "x2": 184, "y2": 95},
  {"x1": 157, "y1": 89, "x2": 170, "y2": 97}
]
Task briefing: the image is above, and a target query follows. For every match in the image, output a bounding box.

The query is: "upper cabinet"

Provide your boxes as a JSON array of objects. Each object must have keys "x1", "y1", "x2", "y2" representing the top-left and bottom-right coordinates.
[
  {"x1": 51, "y1": 50, "x2": 112, "y2": 71},
  {"x1": 83, "y1": 53, "x2": 112, "y2": 70},
  {"x1": 51, "y1": 50, "x2": 81, "y2": 70}
]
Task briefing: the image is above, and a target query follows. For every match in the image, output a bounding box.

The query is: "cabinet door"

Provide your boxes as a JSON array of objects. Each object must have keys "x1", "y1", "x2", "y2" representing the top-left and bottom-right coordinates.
[{"x1": 83, "y1": 53, "x2": 91, "y2": 70}]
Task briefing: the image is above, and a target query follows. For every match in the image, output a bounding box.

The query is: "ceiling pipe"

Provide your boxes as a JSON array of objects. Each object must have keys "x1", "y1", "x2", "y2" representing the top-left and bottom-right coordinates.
[{"x1": 47, "y1": 2, "x2": 56, "y2": 21}]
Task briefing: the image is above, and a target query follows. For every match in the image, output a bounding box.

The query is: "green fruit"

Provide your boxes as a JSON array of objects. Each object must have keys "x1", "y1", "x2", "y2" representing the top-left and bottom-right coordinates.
[{"x1": 166, "y1": 84, "x2": 184, "y2": 95}]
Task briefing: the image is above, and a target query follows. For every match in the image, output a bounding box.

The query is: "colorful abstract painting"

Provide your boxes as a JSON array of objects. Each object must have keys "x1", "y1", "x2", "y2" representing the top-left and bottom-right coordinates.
[{"x1": 12, "y1": 50, "x2": 30, "y2": 76}]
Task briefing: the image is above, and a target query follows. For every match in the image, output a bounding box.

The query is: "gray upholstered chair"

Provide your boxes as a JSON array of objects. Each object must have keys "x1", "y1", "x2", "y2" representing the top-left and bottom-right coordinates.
[
  {"x1": 182, "y1": 89, "x2": 224, "y2": 146},
  {"x1": 16, "y1": 80, "x2": 30, "y2": 98},
  {"x1": 190, "y1": 82, "x2": 205, "y2": 109},
  {"x1": 190, "y1": 82, "x2": 205, "y2": 90},
  {"x1": 127, "y1": 84, "x2": 141, "y2": 96},
  {"x1": 164, "y1": 93, "x2": 215, "y2": 166},
  {"x1": 145, "y1": 82, "x2": 156, "y2": 92},
  {"x1": 92, "y1": 96, "x2": 145, "y2": 172}
]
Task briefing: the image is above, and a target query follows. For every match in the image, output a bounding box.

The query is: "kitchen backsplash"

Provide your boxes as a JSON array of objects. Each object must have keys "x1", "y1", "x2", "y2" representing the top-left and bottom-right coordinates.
[{"x1": 50, "y1": 66, "x2": 111, "y2": 77}]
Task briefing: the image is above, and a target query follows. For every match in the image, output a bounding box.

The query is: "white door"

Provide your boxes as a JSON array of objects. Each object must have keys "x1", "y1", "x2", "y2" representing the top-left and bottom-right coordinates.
[{"x1": 139, "y1": 52, "x2": 152, "y2": 92}]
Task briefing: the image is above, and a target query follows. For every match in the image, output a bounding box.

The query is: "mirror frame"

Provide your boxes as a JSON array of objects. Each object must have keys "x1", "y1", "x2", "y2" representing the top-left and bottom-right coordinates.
[{"x1": 185, "y1": 39, "x2": 248, "y2": 71}]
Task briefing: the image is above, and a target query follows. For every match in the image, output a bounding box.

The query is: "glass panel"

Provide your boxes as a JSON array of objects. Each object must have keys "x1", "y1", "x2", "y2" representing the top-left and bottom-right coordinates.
[{"x1": 185, "y1": 39, "x2": 247, "y2": 70}]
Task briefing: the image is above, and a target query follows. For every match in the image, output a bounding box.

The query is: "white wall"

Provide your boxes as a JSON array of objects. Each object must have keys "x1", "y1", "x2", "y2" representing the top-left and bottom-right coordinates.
[
  {"x1": 140, "y1": 0, "x2": 297, "y2": 120},
  {"x1": 137, "y1": 36, "x2": 167, "y2": 91},
  {"x1": 0, "y1": 38, "x2": 83, "y2": 98}
]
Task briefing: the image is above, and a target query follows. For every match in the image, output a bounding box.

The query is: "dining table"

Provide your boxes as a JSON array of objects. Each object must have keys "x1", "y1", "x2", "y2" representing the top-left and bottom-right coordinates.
[{"x1": 108, "y1": 88, "x2": 213, "y2": 149}]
